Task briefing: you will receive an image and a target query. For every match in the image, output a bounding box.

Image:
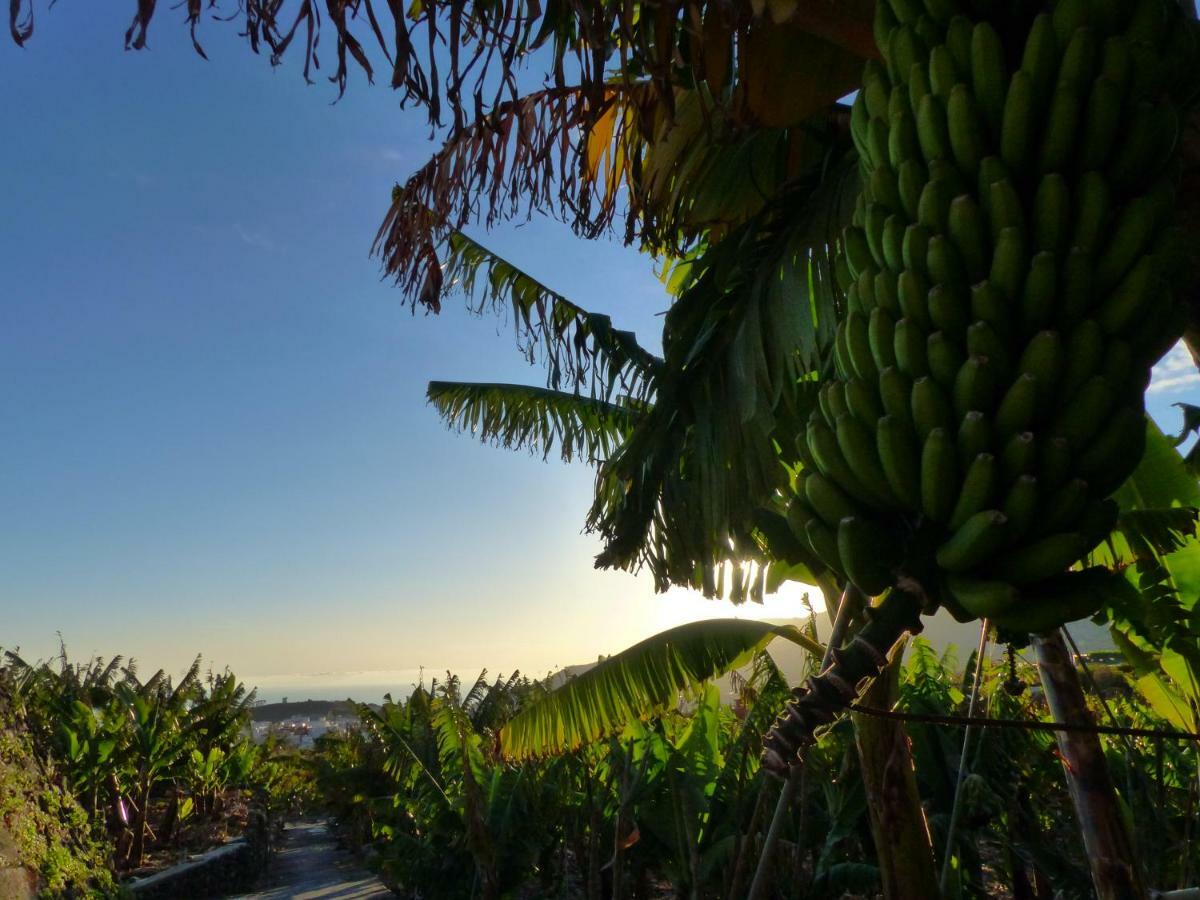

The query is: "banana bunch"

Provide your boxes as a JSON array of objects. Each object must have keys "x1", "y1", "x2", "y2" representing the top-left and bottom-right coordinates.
[{"x1": 788, "y1": 0, "x2": 1195, "y2": 634}]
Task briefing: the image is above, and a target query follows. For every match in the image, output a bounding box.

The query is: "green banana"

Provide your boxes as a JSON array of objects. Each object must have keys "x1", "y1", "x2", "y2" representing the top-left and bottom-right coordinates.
[
  {"x1": 929, "y1": 45, "x2": 959, "y2": 102},
  {"x1": 874, "y1": 269, "x2": 903, "y2": 317},
  {"x1": 1078, "y1": 405, "x2": 1146, "y2": 494},
  {"x1": 883, "y1": 214, "x2": 907, "y2": 273},
  {"x1": 899, "y1": 160, "x2": 928, "y2": 220},
  {"x1": 953, "y1": 355, "x2": 998, "y2": 418},
  {"x1": 1058, "y1": 25, "x2": 1099, "y2": 88},
  {"x1": 970, "y1": 282, "x2": 1010, "y2": 343},
  {"x1": 948, "y1": 84, "x2": 986, "y2": 178},
  {"x1": 1073, "y1": 171, "x2": 1111, "y2": 253},
  {"x1": 806, "y1": 518, "x2": 843, "y2": 576},
  {"x1": 1021, "y1": 14, "x2": 1059, "y2": 103},
  {"x1": 807, "y1": 418, "x2": 878, "y2": 506},
  {"x1": 877, "y1": 414, "x2": 923, "y2": 511},
  {"x1": 838, "y1": 516, "x2": 896, "y2": 595},
  {"x1": 871, "y1": 165, "x2": 905, "y2": 217},
  {"x1": 1060, "y1": 247, "x2": 1095, "y2": 327},
  {"x1": 917, "y1": 174, "x2": 953, "y2": 233},
  {"x1": 1020, "y1": 252, "x2": 1058, "y2": 334},
  {"x1": 1002, "y1": 431, "x2": 1037, "y2": 482},
  {"x1": 971, "y1": 21, "x2": 1008, "y2": 137},
  {"x1": 912, "y1": 376, "x2": 954, "y2": 440},
  {"x1": 902, "y1": 223, "x2": 932, "y2": 276},
  {"x1": 1062, "y1": 319, "x2": 1105, "y2": 397},
  {"x1": 947, "y1": 194, "x2": 988, "y2": 281},
  {"x1": 992, "y1": 532, "x2": 1089, "y2": 585},
  {"x1": 988, "y1": 178, "x2": 1026, "y2": 241},
  {"x1": 1039, "y1": 478, "x2": 1091, "y2": 536},
  {"x1": 1052, "y1": 0, "x2": 1091, "y2": 48},
  {"x1": 988, "y1": 568, "x2": 1114, "y2": 634},
  {"x1": 894, "y1": 317, "x2": 931, "y2": 379},
  {"x1": 1079, "y1": 77, "x2": 1124, "y2": 171},
  {"x1": 995, "y1": 372, "x2": 1039, "y2": 438},
  {"x1": 846, "y1": 311, "x2": 880, "y2": 383},
  {"x1": 898, "y1": 270, "x2": 933, "y2": 330},
  {"x1": 1033, "y1": 174, "x2": 1071, "y2": 254},
  {"x1": 1052, "y1": 375, "x2": 1114, "y2": 448},
  {"x1": 928, "y1": 283, "x2": 969, "y2": 336},
  {"x1": 927, "y1": 234, "x2": 969, "y2": 288},
  {"x1": 957, "y1": 410, "x2": 992, "y2": 467},
  {"x1": 1096, "y1": 182, "x2": 1173, "y2": 294},
  {"x1": 950, "y1": 452, "x2": 999, "y2": 530},
  {"x1": 1038, "y1": 83, "x2": 1082, "y2": 174},
  {"x1": 879, "y1": 366, "x2": 915, "y2": 426},
  {"x1": 805, "y1": 471, "x2": 860, "y2": 529},
  {"x1": 917, "y1": 93, "x2": 953, "y2": 165},
  {"x1": 1039, "y1": 436, "x2": 1074, "y2": 492},
  {"x1": 869, "y1": 308, "x2": 899, "y2": 372},
  {"x1": 1000, "y1": 70, "x2": 1036, "y2": 171},
  {"x1": 937, "y1": 509, "x2": 1009, "y2": 572},
  {"x1": 844, "y1": 227, "x2": 874, "y2": 280},
  {"x1": 966, "y1": 319, "x2": 1011, "y2": 374},
  {"x1": 921, "y1": 426, "x2": 959, "y2": 522},
  {"x1": 1097, "y1": 254, "x2": 1160, "y2": 334},
  {"x1": 1002, "y1": 475, "x2": 1039, "y2": 541},
  {"x1": 990, "y1": 227, "x2": 1028, "y2": 303},
  {"x1": 845, "y1": 378, "x2": 884, "y2": 427},
  {"x1": 945, "y1": 574, "x2": 1021, "y2": 618},
  {"x1": 946, "y1": 15, "x2": 974, "y2": 76},
  {"x1": 928, "y1": 331, "x2": 966, "y2": 388},
  {"x1": 837, "y1": 414, "x2": 899, "y2": 507}
]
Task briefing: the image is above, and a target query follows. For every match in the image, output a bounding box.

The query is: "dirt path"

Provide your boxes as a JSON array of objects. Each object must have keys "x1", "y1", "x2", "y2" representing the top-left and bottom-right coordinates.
[{"x1": 230, "y1": 820, "x2": 392, "y2": 899}]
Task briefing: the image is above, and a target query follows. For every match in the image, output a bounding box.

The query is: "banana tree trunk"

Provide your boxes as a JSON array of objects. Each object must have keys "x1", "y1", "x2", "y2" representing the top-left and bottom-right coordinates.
[
  {"x1": 852, "y1": 637, "x2": 941, "y2": 900},
  {"x1": 1033, "y1": 630, "x2": 1147, "y2": 900}
]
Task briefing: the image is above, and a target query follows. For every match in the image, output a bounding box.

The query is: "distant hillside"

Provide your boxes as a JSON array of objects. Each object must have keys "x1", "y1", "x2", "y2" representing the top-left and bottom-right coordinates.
[{"x1": 251, "y1": 699, "x2": 362, "y2": 722}]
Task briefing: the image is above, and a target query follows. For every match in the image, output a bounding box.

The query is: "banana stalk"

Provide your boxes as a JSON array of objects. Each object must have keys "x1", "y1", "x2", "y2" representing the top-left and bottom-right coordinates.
[{"x1": 1033, "y1": 630, "x2": 1147, "y2": 900}]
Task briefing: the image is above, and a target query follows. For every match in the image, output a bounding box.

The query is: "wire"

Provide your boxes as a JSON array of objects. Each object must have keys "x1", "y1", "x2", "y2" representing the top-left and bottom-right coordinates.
[{"x1": 847, "y1": 703, "x2": 1200, "y2": 743}]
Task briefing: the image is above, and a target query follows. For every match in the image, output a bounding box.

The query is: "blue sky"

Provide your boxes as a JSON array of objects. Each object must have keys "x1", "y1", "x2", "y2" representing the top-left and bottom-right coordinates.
[
  {"x1": 3, "y1": 6, "x2": 1197, "y2": 689},
  {"x1": 1, "y1": 5, "x2": 808, "y2": 684}
]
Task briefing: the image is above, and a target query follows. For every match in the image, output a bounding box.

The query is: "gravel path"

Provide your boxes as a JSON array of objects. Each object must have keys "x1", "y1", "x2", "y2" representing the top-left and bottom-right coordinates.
[{"x1": 230, "y1": 820, "x2": 392, "y2": 899}]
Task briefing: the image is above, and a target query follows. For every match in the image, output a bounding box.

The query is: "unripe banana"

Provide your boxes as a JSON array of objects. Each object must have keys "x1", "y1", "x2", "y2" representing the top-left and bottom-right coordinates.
[
  {"x1": 805, "y1": 471, "x2": 860, "y2": 529},
  {"x1": 946, "y1": 15, "x2": 974, "y2": 77},
  {"x1": 1002, "y1": 474, "x2": 1039, "y2": 541},
  {"x1": 869, "y1": 308, "x2": 899, "y2": 372},
  {"x1": 903, "y1": 224, "x2": 933, "y2": 276},
  {"x1": 1073, "y1": 172, "x2": 1112, "y2": 254},
  {"x1": 912, "y1": 376, "x2": 954, "y2": 440},
  {"x1": 1039, "y1": 478, "x2": 1091, "y2": 536},
  {"x1": 966, "y1": 319, "x2": 1012, "y2": 374},
  {"x1": 1017, "y1": 330, "x2": 1064, "y2": 410},
  {"x1": 1033, "y1": 174, "x2": 1071, "y2": 254},
  {"x1": 917, "y1": 93, "x2": 953, "y2": 166},
  {"x1": 921, "y1": 426, "x2": 959, "y2": 522},
  {"x1": 837, "y1": 414, "x2": 899, "y2": 507},
  {"x1": 846, "y1": 311, "x2": 879, "y2": 383},
  {"x1": 1060, "y1": 247, "x2": 1094, "y2": 328},
  {"x1": 1079, "y1": 77, "x2": 1124, "y2": 172},
  {"x1": 929, "y1": 45, "x2": 959, "y2": 102},
  {"x1": 1062, "y1": 319, "x2": 1105, "y2": 397},
  {"x1": 988, "y1": 178, "x2": 1026, "y2": 242},
  {"x1": 1096, "y1": 181, "x2": 1173, "y2": 294},
  {"x1": 1002, "y1": 431, "x2": 1037, "y2": 482},
  {"x1": 1053, "y1": 0, "x2": 1091, "y2": 48},
  {"x1": 950, "y1": 453, "x2": 999, "y2": 529},
  {"x1": 992, "y1": 531, "x2": 1090, "y2": 585},
  {"x1": 845, "y1": 227, "x2": 874, "y2": 279},
  {"x1": 929, "y1": 283, "x2": 970, "y2": 337},
  {"x1": 928, "y1": 234, "x2": 969, "y2": 288},
  {"x1": 995, "y1": 372, "x2": 1039, "y2": 438},
  {"x1": 937, "y1": 509, "x2": 1009, "y2": 572},
  {"x1": 928, "y1": 331, "x2": 966, "y2": 388},
  {"x1": 1000, "y1": 70, "x2": 1036, "y2": 171},
  {"x1": 1097, "y1": 253, "x2": 1160, "y2": 335},
  {"x1": 1020, "y1": 252, "x2": 1058, "y2": 334},
  {"x1": 1078, "y1": 406, "x2": 1146, "y2": 494},
  {"x1": 807, "y1": 418, "x2": 878, "y2": 506},
  {"x1": 945, "y1": 574, "x2": 1021, "y2": 618},
  {"x1": 871, "y1": 165, "x2": 906, "y2": 217},
  {"x1": 838, "y1": 515, "x2": 896, "y2": 596},
  {"x1": 874, "y1": 269, "x2": 902, "y2": 317},
  {"x1": 990, "y1": 227, "x2": 1028, "y2": 303},
  {"x1": 883, "y1": 215, "x2": 907, "y2": 273},
  {"x1": 953, "y1": 355, "x2": 998, "y2": 419},
  {"x1": 1058, "y1": 26, "x2": 1099, "y2": 88},
  {"x1": 806, "y1": 518, "x2": 843, "y2": 576},
  {"x1": 845, "y1": 378, "x2": 884, "y2": 427},
  {"x1": 877, "y1": 414, "x2": 923, "y2": 510},
  {"x1": 971, "y1": 21, "x2": 1008, "y2": 137},
  {"x1": 947, "y1": 194, "x2": 988, "y2": 281},
  {"x1": 917, "y1": 175, "x2": 953, "y2": 233},
  {"x1": 899, "y1": 160, "x2": 928, "y2": 221},
  {"x1": 1038, "y1": 83, "x2": 1082, "y2": 174},
  {"x1": 1021, "y1": 14, "x2": 1059, "y2": 103},
  {"x1": 1039, "y1": 436, "x2": 1073, "y2": 493},
  {"x1": 948, "y1": 84, "x2": 986, "y2": 178},
  {"x1": 894, "y1": 317, "x2": 930, "y2": 379},
  {"x1": 970, "y1": 282, "x2": 1010, "y2": 343},
  {"x1": 1053, "y1": 375, "x2": 1114, "y2": 448},
  {"x1": 879, "y1": 366, "x2": 915, "y2": 426},
  {"x1": 957, "y1": 410, "x2": 992, "y2": 467}
]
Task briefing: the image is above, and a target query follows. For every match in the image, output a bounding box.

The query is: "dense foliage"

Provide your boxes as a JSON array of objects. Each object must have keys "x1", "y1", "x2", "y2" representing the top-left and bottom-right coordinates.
[
  {"x1": 0, "y1": 649, "x2": 312, "y2": 881},
  {"x1": 310, "y1": 636, "x2": 1197, "y2": 899}
]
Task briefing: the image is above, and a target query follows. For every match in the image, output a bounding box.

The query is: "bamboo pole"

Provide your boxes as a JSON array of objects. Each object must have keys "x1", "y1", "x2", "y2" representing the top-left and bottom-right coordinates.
[{"x1": 1033, "y1": 629, "x2": 1148, "y2": 900}]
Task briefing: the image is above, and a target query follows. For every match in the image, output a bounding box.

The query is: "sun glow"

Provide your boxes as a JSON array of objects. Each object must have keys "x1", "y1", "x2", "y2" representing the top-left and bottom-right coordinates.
[{"x1": 651, "y1": 577, "x2": 827, "y2": 632}]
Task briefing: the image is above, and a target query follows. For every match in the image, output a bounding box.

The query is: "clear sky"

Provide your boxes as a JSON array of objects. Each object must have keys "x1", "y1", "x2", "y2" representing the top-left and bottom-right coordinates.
[{"x1": 3, "y1": 7, "x2": 1197, "y2": 692}]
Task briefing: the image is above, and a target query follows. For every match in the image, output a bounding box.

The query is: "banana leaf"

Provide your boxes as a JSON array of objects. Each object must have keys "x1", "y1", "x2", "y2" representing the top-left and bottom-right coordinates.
[{"x1": 499, "y1": 619, "x2": 821, "y2": 760}]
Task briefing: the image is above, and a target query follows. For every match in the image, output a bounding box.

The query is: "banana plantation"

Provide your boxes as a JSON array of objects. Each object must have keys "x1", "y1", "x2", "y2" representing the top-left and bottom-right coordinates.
[{"x1": 8, "y1": 0, "x2": 1200, "y2": 896}]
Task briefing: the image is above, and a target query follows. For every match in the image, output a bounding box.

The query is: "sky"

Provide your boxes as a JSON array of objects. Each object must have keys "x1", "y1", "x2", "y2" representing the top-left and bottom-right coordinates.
[{"x1": 3, "y1": 7, "x2": 1198, "y2": 696}]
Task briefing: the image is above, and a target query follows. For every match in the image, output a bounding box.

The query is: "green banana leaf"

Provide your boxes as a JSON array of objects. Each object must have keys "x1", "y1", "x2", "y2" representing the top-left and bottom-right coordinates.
[
  {"x1": 1104, "y1": 421, "x2": 1200, "y2": 730},
  {"x1": 499, "y1": 619, "x2": 822, "y2": 761}
]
